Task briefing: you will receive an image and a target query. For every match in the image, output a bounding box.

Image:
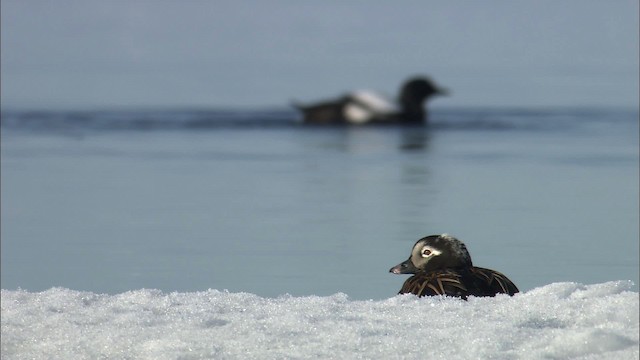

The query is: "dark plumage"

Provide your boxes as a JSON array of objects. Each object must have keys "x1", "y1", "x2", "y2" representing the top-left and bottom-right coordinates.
[
  {"x1": 389, "y1": 234, "x2": 519, "y2": 299},
  {"x1": 294, "y1": 77, "x2": 447, "y2": 125}
]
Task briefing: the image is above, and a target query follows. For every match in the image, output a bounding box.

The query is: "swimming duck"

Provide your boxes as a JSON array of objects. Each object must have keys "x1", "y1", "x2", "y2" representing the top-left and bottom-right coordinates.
[
  {"x1": 389, "y1": 234, "x2": 519, "y2": 299},
  {"x1": 294, "y1": 77, "x2": 447, "y2": 125}
]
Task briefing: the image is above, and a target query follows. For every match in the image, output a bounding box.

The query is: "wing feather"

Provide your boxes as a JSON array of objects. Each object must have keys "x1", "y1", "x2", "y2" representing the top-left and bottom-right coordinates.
[{"x1": 397, "y1": 267, "x2": 518, "y2": 299}]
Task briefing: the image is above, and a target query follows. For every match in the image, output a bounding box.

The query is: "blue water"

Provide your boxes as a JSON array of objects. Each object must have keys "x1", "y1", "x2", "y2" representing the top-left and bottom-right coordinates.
[{"x1": 1, "y1": 108, "x2": 638, "y2": 299}]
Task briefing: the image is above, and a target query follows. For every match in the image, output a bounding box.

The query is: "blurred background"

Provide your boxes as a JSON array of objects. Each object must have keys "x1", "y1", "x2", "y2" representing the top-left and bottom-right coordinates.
[
  {"x1": 1, "y1": 1, "x2": 638, "y2": 299},
  {"x1": 2, "y1": 0, "x2": 638, "y2": 110}
]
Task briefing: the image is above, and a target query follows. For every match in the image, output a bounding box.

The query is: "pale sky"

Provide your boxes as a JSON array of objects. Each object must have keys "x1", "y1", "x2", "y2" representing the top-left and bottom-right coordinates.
[{"x1": 1, "y1": 0, "x2": 638, "y2": 110}]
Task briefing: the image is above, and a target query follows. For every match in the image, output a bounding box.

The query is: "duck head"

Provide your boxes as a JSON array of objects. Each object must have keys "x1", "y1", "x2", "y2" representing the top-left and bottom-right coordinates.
[
  {"x1": 398, "y1": 77, "x2": 448, "y2": 123},
  {"x1": 389, "y1": 234, "x2": 472, "y2": 274}
]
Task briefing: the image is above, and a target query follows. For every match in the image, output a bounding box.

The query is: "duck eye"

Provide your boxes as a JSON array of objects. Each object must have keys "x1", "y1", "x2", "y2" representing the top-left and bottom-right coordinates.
[{"x1": 422, "y1": 249, "x2": 432, "y2": 256}]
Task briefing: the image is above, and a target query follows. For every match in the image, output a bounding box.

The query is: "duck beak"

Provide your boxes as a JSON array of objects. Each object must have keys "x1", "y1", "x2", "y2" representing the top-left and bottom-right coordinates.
[{"x1": 389, "y1": 258, "x2": 419, "y2": 274}]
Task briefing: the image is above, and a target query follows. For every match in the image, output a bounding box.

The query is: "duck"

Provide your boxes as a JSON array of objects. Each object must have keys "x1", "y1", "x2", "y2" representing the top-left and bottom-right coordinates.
[
  {"x1": 293, "y1": 76, "x2": 447, "y2": 125},
  {"x1": 389, "y1": 234, "x2": 519, "y2": 299}
]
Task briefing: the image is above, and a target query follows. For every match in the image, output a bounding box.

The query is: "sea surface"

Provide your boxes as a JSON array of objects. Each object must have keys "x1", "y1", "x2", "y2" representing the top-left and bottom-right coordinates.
[{"x1": 1, "y1": 107, "x2": 638, "y2": 300}]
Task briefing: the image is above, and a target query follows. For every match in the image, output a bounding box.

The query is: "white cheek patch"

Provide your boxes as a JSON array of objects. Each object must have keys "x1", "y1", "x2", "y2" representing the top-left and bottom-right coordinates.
[{"x1": 421, "y1": 246, "x2": 442, "y2": 258}]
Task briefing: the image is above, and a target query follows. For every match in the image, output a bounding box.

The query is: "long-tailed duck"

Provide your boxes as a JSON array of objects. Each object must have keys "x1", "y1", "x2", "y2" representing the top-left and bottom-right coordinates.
[
  {"x1": 389, "y1": 234, "x2": 519, "y2": 299},
  {"x1": 294, "y1": 77, "x2": 447, "y2": 125}
]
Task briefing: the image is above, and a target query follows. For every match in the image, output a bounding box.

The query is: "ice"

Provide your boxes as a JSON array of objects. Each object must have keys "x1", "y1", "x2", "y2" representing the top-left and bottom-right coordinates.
[{"x1": 1, "y1": 281, "x2": 637, "y2": 359}]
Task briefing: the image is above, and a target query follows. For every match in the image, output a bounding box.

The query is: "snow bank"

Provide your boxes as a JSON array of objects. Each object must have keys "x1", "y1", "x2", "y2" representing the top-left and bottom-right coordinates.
[{"x1": 2, "y1": 281, "x2": 638, "y2": 359}]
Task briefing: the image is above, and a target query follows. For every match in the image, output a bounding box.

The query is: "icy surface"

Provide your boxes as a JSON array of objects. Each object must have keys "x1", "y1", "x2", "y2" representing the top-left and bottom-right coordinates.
[{"x1": 2, "y1": 281, "x2": 638, "y2": 359}]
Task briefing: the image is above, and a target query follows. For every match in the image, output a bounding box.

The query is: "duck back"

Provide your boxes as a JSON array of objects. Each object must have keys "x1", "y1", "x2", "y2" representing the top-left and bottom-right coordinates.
[{"x1": 398, "y1": 267, "x2": 519, "y2": 299}]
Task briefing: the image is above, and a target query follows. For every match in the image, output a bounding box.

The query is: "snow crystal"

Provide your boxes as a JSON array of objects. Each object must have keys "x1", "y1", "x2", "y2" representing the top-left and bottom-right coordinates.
[{"x1": 2, "y1": 281, "x2": 638, "y2": 359}]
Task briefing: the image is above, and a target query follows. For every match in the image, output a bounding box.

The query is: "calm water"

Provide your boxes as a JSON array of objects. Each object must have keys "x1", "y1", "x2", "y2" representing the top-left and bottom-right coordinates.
[{"x1": 1, "y1": 108, "x2": 638, "y2": 299}]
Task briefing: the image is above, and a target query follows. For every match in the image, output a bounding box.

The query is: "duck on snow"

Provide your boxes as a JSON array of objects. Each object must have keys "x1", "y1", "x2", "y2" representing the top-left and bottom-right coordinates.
[{"x1": 390, "y1": 234, "x2": 519, "y2": 299}]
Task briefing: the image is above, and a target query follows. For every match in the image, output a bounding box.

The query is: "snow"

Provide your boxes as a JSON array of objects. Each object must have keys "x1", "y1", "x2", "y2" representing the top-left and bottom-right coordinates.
[{"x1": 2, "y1": 281, "x2": 638, "y2": 359}]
